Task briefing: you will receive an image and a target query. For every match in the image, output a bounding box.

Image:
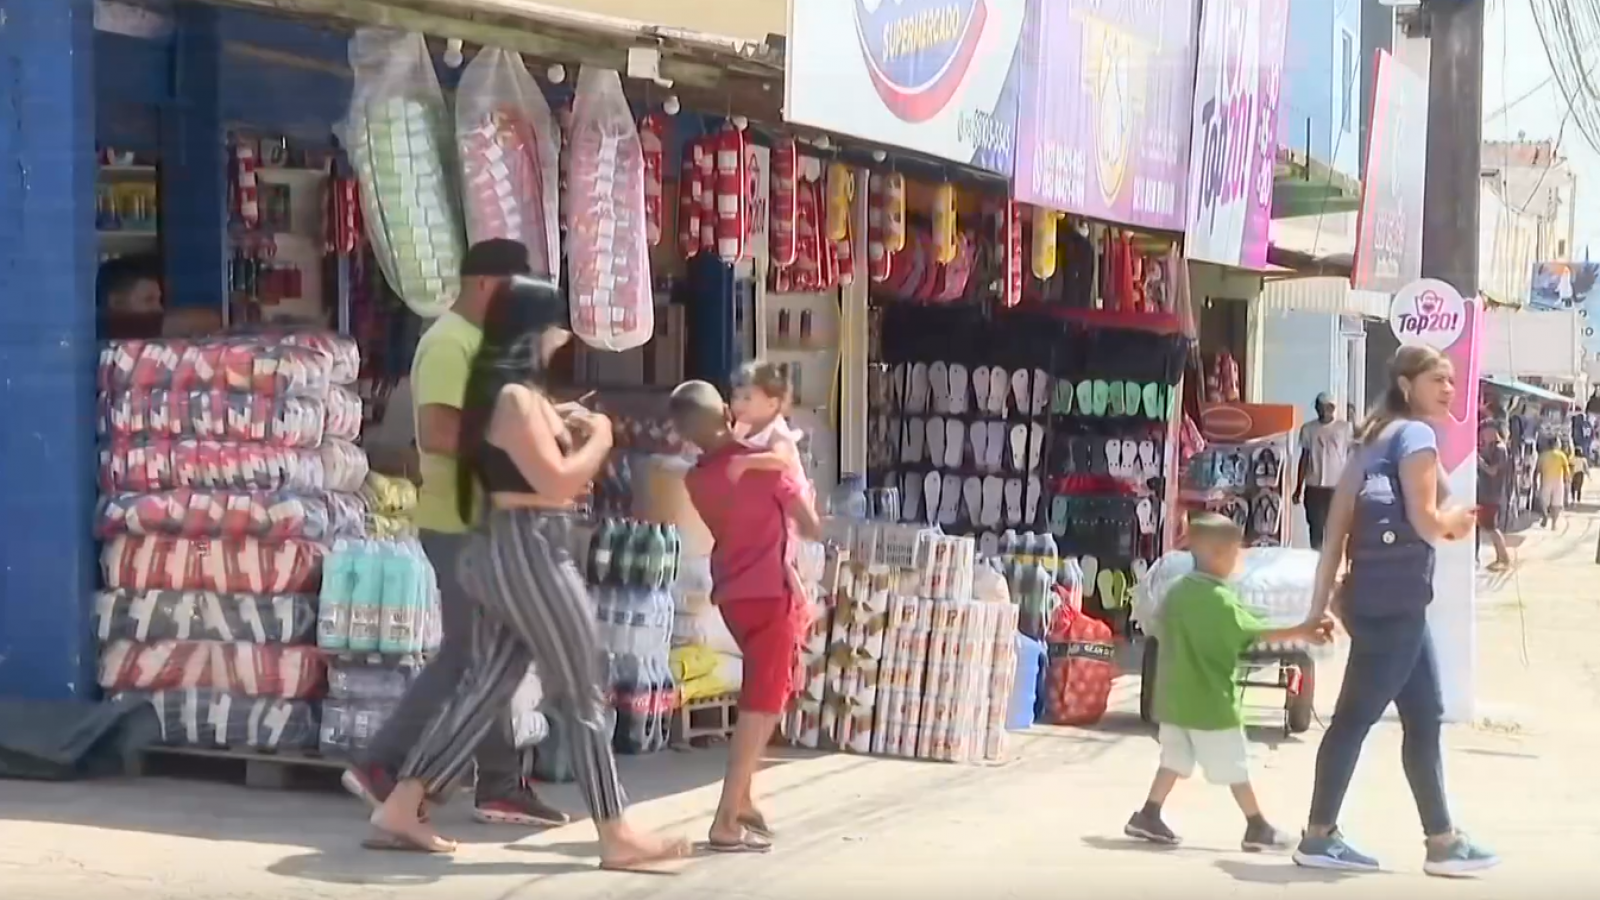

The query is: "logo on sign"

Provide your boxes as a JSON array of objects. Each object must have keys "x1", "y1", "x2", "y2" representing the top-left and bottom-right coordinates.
[
  {"x1": 854, "y1": 0, "x2": 988, "y2": 123},
  {"x1": 1389, "y1": 279, "x2": 1467, "y2": 351}
]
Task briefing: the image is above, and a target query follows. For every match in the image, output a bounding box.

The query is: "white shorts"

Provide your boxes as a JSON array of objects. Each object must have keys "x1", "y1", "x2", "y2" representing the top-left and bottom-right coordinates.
[
  {"x1": 1540, "y1": 480, "x2": 1566, "y2": 511},
  {"x1": 1158, "y1": 724, "x2": 1251, "y2": 785}
]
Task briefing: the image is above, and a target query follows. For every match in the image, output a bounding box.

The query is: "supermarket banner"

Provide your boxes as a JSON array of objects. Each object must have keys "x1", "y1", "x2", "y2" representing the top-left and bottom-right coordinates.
[
  {"x1": 1388, "y1": 278, "x2": 1482, "y2": 724},
  {"x1": 1014, "y1": 0, "x2": 1198, "y2": 230},
  {"x1": 1353, "y1": 52, "x2": 1429, "y2": 292},
  {"x1": 1183, "y1": 0, "x2": 1289, "y2": 268},
  {"x1": 784, "y1": 0, "x2": 1028, "y2": 174}
]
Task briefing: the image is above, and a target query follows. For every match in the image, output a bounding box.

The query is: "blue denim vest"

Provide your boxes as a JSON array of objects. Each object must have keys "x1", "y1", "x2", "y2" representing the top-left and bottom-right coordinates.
[{"x1": 1341, "y1": 426, "x2": 1435, "y2": 617}]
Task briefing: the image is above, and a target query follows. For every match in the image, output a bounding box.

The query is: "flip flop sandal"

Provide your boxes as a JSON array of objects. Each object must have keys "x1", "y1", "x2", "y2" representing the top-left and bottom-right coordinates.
[
  {"x1": 1097, "y1": 569, "x2": 1118, "y2": 607},
  {"x1": 982, "y1": 475, "x2": 1005, "y2": 527},
  {"x1": 979, "y1": 530, "x2": 1000, "y2": 557},
  {"x1": 902, "y1": 417, "x2": 925, "y2": 463},
  {"x1": 1139, "y1": 441, "x2": 1157, "y2": 479},
  {"x1": 1026, "y1": 476, "x2": 1043, "y2": 524},
  {"x1": 362, "y1": 827, "x2": 458, "y2": 854},
  {"x1": 1120, "y1": 439, "x2": 1139, "y2": 478},
  {"x1": 963, "y1": 476, "x2": 983, "y2": 524},
  {"x1": 940, "y1": 473, "x2": 963, "y2": 525},
  {"x1": 973, "y1": 364, "x2": 992, "y2": 413},
  {"x1": 1009, "y1": 424, "x2": 1029, "y2": 472},
  {"x1": 923, "y1": 471, "x2": 944, "y2": 525},
  {"x1": 903, "y1": 471, "x2": 923, "y2": 522},
  {"x1": 738, "y1": 815, "x2": 775, "y2": 839},
  {"x1": 1132, "y1": 558, "x2": 1150, "y2": 583},
  {"x1": 986, "y1": 422, "x2": 1008, "y2": 471},
  {"x1": 1143, "y1": 383, "x2": 1162, "y2": 421},
  {"x1": 1050, "y1": 494, "x2": 1070, "y2": 536},
  {"x1": 928, "y1": 361, "x2": 950, "y2": 414},
  {"x1": 1054, "y1": 379, "x2": 1076, "y2": 415},
  {"x1": 1075, "y1": 380, "x2": 1096, "y2": 416},
  {"x1": 1124, "y1": 381, "x2": 1143, "y2": 418},
  {"x1": 1032, "y1": 368, "x2": 1052, "y2": 415},
  {"x1": 1105, "y1": 439, "x2": 1123, "y2": 478},
  {"x1": 1136, "y1": 497, "x2": 1156, "y2": 535},
  {"x1": 944, "y1": 418, "x2": 966, "y2": 469},
  {"x1": 1112, "y1": 569, "x2": 1130, "y2": 609},
  {"x1": 1081, "y1": 555, "x2": 1100, "y2": 598},
  {"x1": 1093, "y1": 380, "x2": 1111, "y2": 416},
  {"x1": 988, "y1": 367, "x2": 1010, "y2": 415},
  {"x1": 1011, "y1": 368, "x2": 1031, "y2": 417},
  {"x1": 948, "y1": 363, "x2": 970, "y2": 415},
  {"x1": 926, "y1": 415, "x2": 947, "y2": 468},
  {"x1": 970, "y1": 424, "x2": 989, "y2": 472},
  {"x1": 1252, "y1": 492, "x2": 1283, "y2": 538},
  {"x1": 890, "y1": 364, "x2": 906, "y2": 410},
  {"x1": 1107, "y1": 380, "x2": 1126, "y2": 417},
  {"x1": 1004, "y1": 478, "x2": 1024, "y2": 525},
  {"x1": 706, "y1": 833, "x2": 773, "y2": 855},
  {"x1": 908, "y1": 362, "x2": 929, "y2": 413},
  {"x1": 1029, "y1": 423, "x2": 1047, "y2": 470}
]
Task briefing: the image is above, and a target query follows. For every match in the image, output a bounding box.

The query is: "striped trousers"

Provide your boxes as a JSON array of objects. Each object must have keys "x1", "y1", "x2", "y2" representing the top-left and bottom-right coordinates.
[{"x1": 399, "y1": 509, "x2": 626, "y2": 822}]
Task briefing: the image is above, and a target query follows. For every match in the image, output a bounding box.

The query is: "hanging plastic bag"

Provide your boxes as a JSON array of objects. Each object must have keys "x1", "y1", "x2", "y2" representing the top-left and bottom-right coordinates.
[
  {"x1": 338, "y1": 28, "x2": 465, "y2": 318},
  {"x1": 565, "y1": 67, "x2": 653, "y2": 352},
  {"x1": 456, "y1": 47, "x2": 561, "y2": 280}
]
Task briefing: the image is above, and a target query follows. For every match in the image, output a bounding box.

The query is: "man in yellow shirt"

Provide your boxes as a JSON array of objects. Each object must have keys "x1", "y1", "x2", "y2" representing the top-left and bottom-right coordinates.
[
  {"x1": 346, "y1": 239, "x2": 568, "y2": 828},
  {"x1": 1536, "y1": 438, "x2": 1571, "y2": 528}
]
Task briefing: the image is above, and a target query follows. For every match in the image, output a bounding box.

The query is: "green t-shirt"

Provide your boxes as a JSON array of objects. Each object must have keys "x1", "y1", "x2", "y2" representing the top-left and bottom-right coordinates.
[
  {"x1": 411, "y1": 311, "x2": 481, "y2": 534},
  {"x1": 1152, "y1": 572, "x2": 1266, "y2": 730}
]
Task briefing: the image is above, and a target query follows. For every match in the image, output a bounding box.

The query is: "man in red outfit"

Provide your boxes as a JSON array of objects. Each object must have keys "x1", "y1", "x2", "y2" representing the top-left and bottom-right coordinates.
[{"x1": 671, "y1": 380, "x2": 821, "y2": 854}]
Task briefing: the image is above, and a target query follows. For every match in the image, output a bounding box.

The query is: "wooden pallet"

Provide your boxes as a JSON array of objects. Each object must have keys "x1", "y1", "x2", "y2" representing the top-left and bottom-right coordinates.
[
  {"x1": 125, "y1": 745, "x2": 346, "y2": 791},
  {"x1": 672, "y1": 693, "x2": 739, "y2": 744}
]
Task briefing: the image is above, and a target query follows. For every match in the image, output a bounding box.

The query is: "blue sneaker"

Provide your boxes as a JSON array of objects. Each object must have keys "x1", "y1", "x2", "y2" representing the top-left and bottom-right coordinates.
[
  {"x1": 1424, "y1": 833, "x2": 1499, "y2": 878},
  {"x1": 1293, "y1": 830, "x2": 1381, "y2": 871}
]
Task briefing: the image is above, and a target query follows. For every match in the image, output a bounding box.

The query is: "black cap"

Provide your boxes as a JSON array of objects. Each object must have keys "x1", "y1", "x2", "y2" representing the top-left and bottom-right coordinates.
[{"x1": 461, "y1": 239, "x2": 533, "y2": 278}]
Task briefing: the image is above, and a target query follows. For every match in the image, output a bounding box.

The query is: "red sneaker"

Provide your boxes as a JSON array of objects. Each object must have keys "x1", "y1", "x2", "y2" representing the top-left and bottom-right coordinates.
[{"x1": 473, "y1": 783, "x2": 571, "y2": 827}]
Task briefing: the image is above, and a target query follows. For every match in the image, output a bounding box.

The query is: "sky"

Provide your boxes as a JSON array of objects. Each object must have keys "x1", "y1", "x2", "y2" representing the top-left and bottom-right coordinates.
[{"x1": 1482, "y1": 0, "x2": 1598, "y2": 257}]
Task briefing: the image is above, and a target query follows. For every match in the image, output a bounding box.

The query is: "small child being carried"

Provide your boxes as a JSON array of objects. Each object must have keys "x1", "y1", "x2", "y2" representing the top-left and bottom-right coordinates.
[
  {"x1": 727, "y1": 361, "x2": 813, "y2": 605},
  {"x1": 1125, "y1": 513, "x2": 1333, "y2": 852}
]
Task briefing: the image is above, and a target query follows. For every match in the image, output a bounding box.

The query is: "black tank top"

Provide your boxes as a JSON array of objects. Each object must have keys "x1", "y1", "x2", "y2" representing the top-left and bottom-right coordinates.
[{"x1": 477, "y1": 429, "x2": 574, "y2": 494}]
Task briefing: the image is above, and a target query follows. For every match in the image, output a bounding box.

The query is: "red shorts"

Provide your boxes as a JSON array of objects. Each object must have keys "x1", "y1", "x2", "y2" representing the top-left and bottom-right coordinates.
[{"x1": 718, "y1": 595, "x2": 809, "y2": 714}]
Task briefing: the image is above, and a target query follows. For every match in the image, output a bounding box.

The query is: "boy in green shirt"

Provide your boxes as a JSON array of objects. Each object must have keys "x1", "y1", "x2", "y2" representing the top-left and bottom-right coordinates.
[{"x1": 1125, "y1": 514, "x2": 1332, "y2": 851}]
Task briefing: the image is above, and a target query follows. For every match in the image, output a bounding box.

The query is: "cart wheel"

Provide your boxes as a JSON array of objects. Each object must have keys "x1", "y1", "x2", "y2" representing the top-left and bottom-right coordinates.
[
  {"x1": 1286, "y1": 654, "x2": 1315, "y2": 735},
  {"x1": 1139, "y1": 637, "x2": 1158, "y2": 724}
]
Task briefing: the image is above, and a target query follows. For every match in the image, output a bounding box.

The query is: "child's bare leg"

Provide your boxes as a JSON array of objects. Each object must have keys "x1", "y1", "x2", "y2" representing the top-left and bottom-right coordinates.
[{"x1": 1146, "y1": 768, "x2": 1181, "y2": 807}]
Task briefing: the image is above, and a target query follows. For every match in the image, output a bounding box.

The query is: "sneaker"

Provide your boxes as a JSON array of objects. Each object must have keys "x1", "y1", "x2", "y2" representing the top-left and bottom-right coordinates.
[
  {"x1": 1293, "y1": 830, "x2": 1381, "y2": 871},
  {"x1": 1242, "y1": 819, "x2": 1293, "y2": 853},
  {"x1": 1424, "y1": 833, "x2": 1499, "y2": 878},
  {"x1": 341, "y1": 763, "x2": 397, "y2": 809},
  {"x1": 1123, "y1": 809, "x2": 1181, "y2": 846},
  {"x1": 474, "y1": 782, "x2": 572, "y2": 827}
]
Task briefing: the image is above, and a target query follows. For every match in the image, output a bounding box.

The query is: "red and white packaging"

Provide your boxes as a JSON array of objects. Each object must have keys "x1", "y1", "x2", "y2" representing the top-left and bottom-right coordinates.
[
  {"x1": 866, "y1": 173, "x2": 893, "y2": 283},
  {"x1": 102, "y1": 535, "x2": 325, "y2": 594},
  {"x1": 233, "y1": 139, "x2": 260, "y2": 229},
  {"x1": 99, "y1": 639, "x2": 327, "y2": 699},
  {"x1": 1041, "y1": 601, "x2": 1115, "y2": 726},
  {"x1": 713, "y1": 125, "x2": 747, "y2": 264},
  {"x1": 770, "y1": 137, "x2": 799, "y2": 267},
  {"x1": 564, "y1": 67, "x2": 654, "y2": 352},
  {"x1": 678, "y1": 144, "x2": 704, "y2": 258},
  {"x1": 639, "y1": 113, "x2": 667, "y2": 247}
]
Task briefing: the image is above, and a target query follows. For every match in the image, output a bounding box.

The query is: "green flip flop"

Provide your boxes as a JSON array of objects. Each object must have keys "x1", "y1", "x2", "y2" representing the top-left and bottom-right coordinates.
[
  {"x1": 1054, "y1": 379, "x2": 1075, "y2": 415},
  {"x1": 1143, "y1": 382, "x2": 1162, "y2": 421},
  {"x1": 1096, "y1": 569, "x2": 1117, "y2": 607},
  {"x1": 1076, "y1": 380, "x2": 1095, "y2": 416},
  {"x1": 1093, "y1": 380, "x2": 1111, "y2": 417},
  {"x1": 1107, "y1": 380, "x2": 1126, "y2": 416},
  {"x1": 1124, "y1": 381, "x2": 1143, "y2": 418}
]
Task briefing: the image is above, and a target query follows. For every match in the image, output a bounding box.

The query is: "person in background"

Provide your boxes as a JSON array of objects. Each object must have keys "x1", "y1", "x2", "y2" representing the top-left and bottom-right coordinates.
[
  {"x1": 1292, "y1": 393, "x2": 1353, "y2": 550},
  {"x1": 97, "y1": 254, "x2": 165, "y2": 340},
  {"x1": 1568, "y1": 441, "x2": 1587, "y2": 505},
  {"x1": 674, "y1": 380, "x2": 823, "y2": 854},
  {"x1": 365, "y1": 275, "x2": 685, "y2": 869},
  {"x1": 1123, "y1": 513, "x2": 1331, "y2": 851},
  {"x1": 1536, "y1": 438, "x2": 1570, "y2": 528},
  {"x1": 1296, "y1": 345, "x2": 1497, "y2": 876},
  {"x1": 344, "y1": 239, "x2": 569, "y2": 831},
  {"x1": 1475, "y1": 424, "x2": 1512, "y2": 572}
]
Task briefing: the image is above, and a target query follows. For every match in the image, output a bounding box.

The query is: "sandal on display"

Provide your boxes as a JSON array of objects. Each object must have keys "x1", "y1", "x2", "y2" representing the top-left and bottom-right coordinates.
[
  {"x1": 940, "y1": 473, "x2": 963, "y2": 526},
  {"x1": 1011, "y1": 368, "x2": 1031, "y2": 417},
  {"x1": 1252, "y1": 446, "x2": 1282, "y2": 488},
  {"x1": 1081, "y1": 555, "x2": 1100, "y2": 599},
  {"x1": 986, "y1": 422, "x2": 1008, "y2": 471},
  {"x1": 926, "y1": 416, "x2": 947, "y2": 468},
  {"x1": 923, "y1": 472, "x2": 943, "y2": 525},
  {"x1": 1108, "y1": 380, "x2": 1126, "y2": 417},
  {"x1": 1143, "y1": 382, "x2": 1162, "y2": 421},
  {"x1": 1093, "y1": 380, "x2": 1111, "y2": 417},
  {"x1": 973, "y1": 364, "x2": 992, "y2": 413},
  {"x1": 944, "y1": 418, "x2": 966, "y2": 469},
  {"x1": 928, "y1": 361, "x2": 950, "y2": 414},
  {"x1": 1050, "y1": 495, "x2": 1071, "y2": 536},
  {"x1": 1009, "y1": 424, "x2": 1029, "y2": 472},
  {"x1": 1004, "y1": 478, "x2": 1024, "y2": 525},
  {"x1": 902, "y1": 417, "x2": 925, "y2": 464},
  {"x1": 1076, "y1": 379, "x2": 1096, "y2": 416},
  {"x1": 988, "y1": 367, "x2": 1010, "y2": 415},
  {"x1": 908, "y1": 362, "x2": 930, "y2": 413},
  {"x1": 963, "y1": 476, "x2": 983, "y2": 525},
  {"x1": 1032, "y1": 368, "x2": 1052, "y2": 416},
  {"x1": 981, "y1": 475, "x2": 1005, "y2": 528},
  {"x1": 970, "y1": 423, "x2": 989, "y2": 473},
  {"x1": 948, "y1": 363, "x2": 969, "y2": 415},
  {"x1": 903, "y1": 471, "x2": 923, "y2": 522},
  {"x1": 1054, "y1": 378, "x2": 1076, "y2": 415},
  {"x1": 1124, "y1": 381, "x2": 1143, "y2": 418}
]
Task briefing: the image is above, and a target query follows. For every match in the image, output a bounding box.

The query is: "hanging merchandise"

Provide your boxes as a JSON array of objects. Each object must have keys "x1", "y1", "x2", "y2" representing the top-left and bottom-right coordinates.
[
  {"x1": 639, "y1": 113, "x2": 667, "y2": 247},
  {"x1": 566, "y1": 67, "x2": 653, "y2": 352},
  {"x1": 696, "y1": 136, "x2": 717, "y2": 253},
  {"x1": 678, "y1": 142, "x2": 704, "y2": 258},
  {"x1": 770, "y1": 137, "x2": 799, "y2": 267},
  {"x1": 456, "y1": 47, "x2": 562, "y2": 280},
  {"x1": 866, "y1": 173, "x2": 892, "y2": 283},
  {"x1": 232, "y1": 139, "x2": 261, "y2": 230},
  {"x1": 324, "y1": 160, "x2": 363, "y2": 256},
  {"x1": 1000, "y1": 201, "x2": 1024, "y2": 307},
  {"x1": 1177, "y1": 404, "x2": 1296, "y2": 548},
  {"x1": 340, "y1": 28, "x2": 465, "y2": 318},
  {"x1": 713, "y1": 124, "x2": 748, "y2": 263}
]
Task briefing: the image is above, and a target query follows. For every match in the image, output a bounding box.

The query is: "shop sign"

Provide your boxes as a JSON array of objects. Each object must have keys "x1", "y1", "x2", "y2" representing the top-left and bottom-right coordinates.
[
  {"x1": 1182, "y1": 0, "x2": 1289, "y2": 269},
  {"x1": 1385, "y1": 276, "x2": 1482, "y2": 723},
  {"x1": 1013, "y1": 0, "x2": 1198, "y2": 231},
  {"x1": 1352, "y1": 52, "x2": 1429, "y2": 292},
  {"x1": 784, "y1": 0, "x2": 1028, "y2": 174}
]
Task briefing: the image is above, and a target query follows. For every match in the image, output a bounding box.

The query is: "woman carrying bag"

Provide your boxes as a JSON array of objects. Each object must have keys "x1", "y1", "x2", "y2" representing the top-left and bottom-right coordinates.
[{"x1": 1292, "y1": 345, "x2": 1499, "y2": 878}]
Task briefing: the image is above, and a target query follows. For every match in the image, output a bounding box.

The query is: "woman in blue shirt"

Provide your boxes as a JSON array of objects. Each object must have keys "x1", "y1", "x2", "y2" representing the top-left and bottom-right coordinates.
[{"x1": 1293, "y1": 345, "x2": 1499, "y2": 877}]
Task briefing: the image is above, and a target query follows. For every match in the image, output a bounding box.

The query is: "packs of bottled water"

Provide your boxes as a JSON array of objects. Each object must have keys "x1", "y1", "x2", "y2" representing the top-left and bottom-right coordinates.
[{"x1": 1131, "y1": 548, "x2": 1328, "y2": 654}]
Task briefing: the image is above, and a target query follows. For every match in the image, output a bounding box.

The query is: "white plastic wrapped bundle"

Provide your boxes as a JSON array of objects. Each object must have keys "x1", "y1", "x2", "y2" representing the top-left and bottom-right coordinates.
[
  {"x1": 341, "y1": 28, "x2": 465, "y2": 318},
  {"x1": 1131, "y1": 548, "x2": 1331, "y2": 654}
]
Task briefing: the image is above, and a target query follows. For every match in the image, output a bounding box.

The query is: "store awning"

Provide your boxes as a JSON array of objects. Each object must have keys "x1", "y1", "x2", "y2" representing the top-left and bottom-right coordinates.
[
  {"x1": 1481, "y1": 375, "x2": 1577, "y2": 406},
  {"x1": 1258, "y1": 275, "x2": 1390, "y2": 318}
]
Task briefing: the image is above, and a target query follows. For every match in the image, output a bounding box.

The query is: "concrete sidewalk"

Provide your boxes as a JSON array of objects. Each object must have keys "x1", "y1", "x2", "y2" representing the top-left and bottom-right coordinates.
[{"x1": 4, "y1": 512, "x2": 1599, "y2": 898}]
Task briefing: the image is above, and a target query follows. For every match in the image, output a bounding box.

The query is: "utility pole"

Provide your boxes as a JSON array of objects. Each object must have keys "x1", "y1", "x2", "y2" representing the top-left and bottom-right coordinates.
[{"x1": 1418, "y1": 0, "x2": 1486, "y2": 294}]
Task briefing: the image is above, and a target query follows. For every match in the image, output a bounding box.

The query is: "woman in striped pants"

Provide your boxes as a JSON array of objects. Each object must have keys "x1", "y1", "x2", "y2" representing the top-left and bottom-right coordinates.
[{"x1": 366, "y1": 277, "x2": 686, "y2": 872}]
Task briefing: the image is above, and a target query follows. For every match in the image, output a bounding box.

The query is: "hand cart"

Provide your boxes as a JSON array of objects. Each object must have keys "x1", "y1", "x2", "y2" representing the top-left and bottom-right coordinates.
[{"x1": 1139, "y1": 637, "x2": 1316, "y2": 737}]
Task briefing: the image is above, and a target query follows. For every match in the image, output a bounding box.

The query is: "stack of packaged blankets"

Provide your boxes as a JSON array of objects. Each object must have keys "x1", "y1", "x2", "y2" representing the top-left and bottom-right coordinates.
[
  {"x1": 94, "y1": 333, "x2": 369, "y2": 753},
  {"x1": 788, "y1": 524, "x2": 1020, "y2": 764}
]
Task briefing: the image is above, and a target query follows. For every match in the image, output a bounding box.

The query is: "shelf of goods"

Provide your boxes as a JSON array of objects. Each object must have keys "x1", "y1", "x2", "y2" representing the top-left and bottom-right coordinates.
[
  {"x1": 1179, "y1": 434, "x2": 1291, "y2": 548},
  {"x1": 786, "y1": 521, "x2": 1020, "y2": 764},
  {"x1": 92, "y1": 332, "x2": 418, "y2": 762}
]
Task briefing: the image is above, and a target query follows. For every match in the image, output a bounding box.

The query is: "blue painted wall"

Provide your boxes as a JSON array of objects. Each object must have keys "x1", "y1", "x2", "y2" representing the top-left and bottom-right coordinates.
[{"x1": 1276, "y1": 0, "x2": 1363, "y2": 176}]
